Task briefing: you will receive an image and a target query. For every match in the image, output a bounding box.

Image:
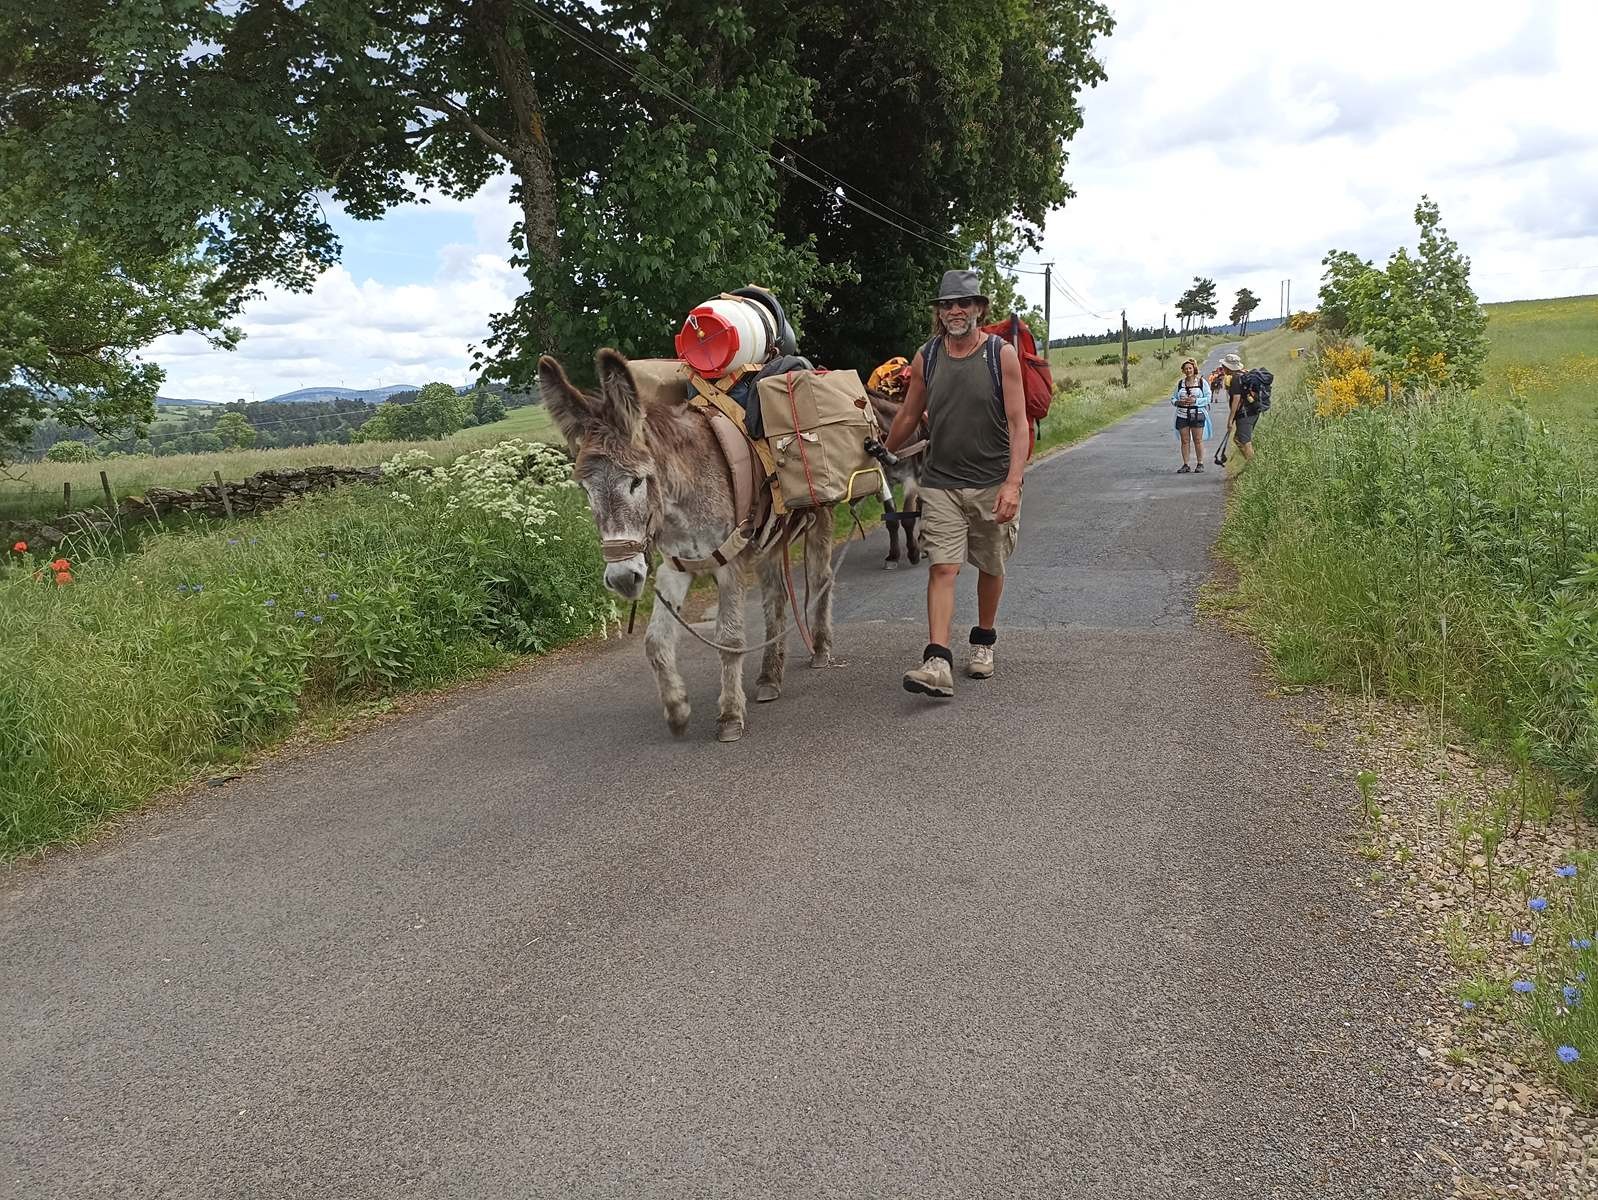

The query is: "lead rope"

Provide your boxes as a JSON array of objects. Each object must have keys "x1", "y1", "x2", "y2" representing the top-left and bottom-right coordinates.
[{"x1": 644, "y1": 513, "x2": 867, "y2": 656}]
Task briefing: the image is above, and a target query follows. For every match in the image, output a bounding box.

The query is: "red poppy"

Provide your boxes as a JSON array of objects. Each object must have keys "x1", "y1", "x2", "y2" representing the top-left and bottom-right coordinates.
[
  {"x1": 54, "y1": 571, "x2": 73, "y2": 586},
  {"x1": 11, "y1": 541, "x2": 25, "y2": 553},
  {"x1": 49, "y1": 558, "x2": 70, "y2": 572}
]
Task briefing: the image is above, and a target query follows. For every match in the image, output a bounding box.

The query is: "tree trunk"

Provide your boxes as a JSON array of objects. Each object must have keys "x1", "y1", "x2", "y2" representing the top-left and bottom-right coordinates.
[{"x1": 474, "y1": 0, "x2": 563, "y2": 359}]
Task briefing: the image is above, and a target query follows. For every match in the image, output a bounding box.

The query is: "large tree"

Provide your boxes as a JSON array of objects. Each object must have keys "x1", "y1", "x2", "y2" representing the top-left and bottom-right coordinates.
[
  {"x1": 1319, "y1": 197, "x2": 1487, "y2": 390},
  {"x1": 1175, "y1": 276, "x2": 1217, "y2": 342},
  {"x1": 1229, "y1": 287, "x2": 1260, "y2": 336},
  {"x1": 3, "y1": 0, "x2": 1113, "y2": 440}
]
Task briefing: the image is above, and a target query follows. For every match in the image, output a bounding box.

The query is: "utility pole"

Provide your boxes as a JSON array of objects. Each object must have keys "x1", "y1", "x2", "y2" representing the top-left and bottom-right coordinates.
[
  {"x1": 1285, "y1": 279, "x2": 1291, "y2": 325},
  {"x1": 1120, "y1": 310, "x2": 1130, "y2": 389},
  {"x1": 1161, "y1": 311, "x2": 1167, "y2": 360},
  {"x1": 1042, "y1": 263, "x2": 1053, "y2": 353}
]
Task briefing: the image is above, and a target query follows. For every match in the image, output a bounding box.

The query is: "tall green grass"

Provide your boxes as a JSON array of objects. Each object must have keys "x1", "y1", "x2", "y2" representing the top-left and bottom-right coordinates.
[
  {"x1": 1220, "y1": 378, "x2": 1598, "y2": 805},
  {"x1": 0, "y1": 480, "x2": 611, "y2": 857},
  {"x1": 1478, "y1": 293, "x2": 1598, "y2": 433}
]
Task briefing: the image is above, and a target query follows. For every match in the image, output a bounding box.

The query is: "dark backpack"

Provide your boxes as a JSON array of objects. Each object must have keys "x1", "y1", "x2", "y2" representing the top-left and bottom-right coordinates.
[{"x1": 1239, "y1": 367, "x2": 1274, "y2": 413}]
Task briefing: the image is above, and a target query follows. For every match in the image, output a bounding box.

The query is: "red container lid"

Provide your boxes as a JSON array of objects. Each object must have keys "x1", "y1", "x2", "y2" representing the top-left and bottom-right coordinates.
[{"x1": 675, "y1": 306, "x2": 737, "y2": 376}]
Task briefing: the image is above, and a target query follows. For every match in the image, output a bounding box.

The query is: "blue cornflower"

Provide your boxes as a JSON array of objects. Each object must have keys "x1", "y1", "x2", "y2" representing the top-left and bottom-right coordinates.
[
  {"x1": 248, "y1": 537, "x2": 258, "y2": 545},
  {"x1": 1462, "y1": 1000, "x2": 1477, "y2": 1011},
  {"x1": 1529, "y1": 897, "x2": 1548, "y2": 913},
  {"x1": 328, "y1": 592, "x2": 340, "y2": 601},
  {"x1": 227, "y1": 538, "x2": 240, "y2": 546},
  {"x1": 1558, "y1": 1045, "x2": 1580, "y2": 1064},
  {"x1": 192, "y1": 584, "x2": 203, "y2": 593},
  {"x1": 1564, "y1": 985, "x2": 1581, "y2": 1005},
  {"x1": 1513, "y1": 980, "x2": 1536, "y2": 994},
  {"x1": 1573, "y1": 938, "x2": 1593, "y2": 951},
  {"x1": 1556, "y1": 865, "x2": 1579, "y2": 879},
  {"x1": 294, "y1": 609, "x2": 306, "y2": 619},
  {"x1": 1511, "y1": 931, "x2": 1534, "y2": 946},
  {"x1": 312, "y1": 614, "x2": 323, "y2": 625},
  {"x1": 178, "y1": 584, "x2": 188, "y2": 593},
  {"x1": 264, "y1": 598, "x2": 276, "y2": 608}
]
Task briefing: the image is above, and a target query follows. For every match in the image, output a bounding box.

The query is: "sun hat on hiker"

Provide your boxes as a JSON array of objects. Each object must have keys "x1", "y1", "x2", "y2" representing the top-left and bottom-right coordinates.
[
  {"x1": 1181, "y1": 358, "x2": 1197, "y2": 371},
  {"x1": 932, "y1": 268, "x2": 988, "y2": 305},
  {"x1": 1222, "y1": 352, "x2": 1245, "y2": 371}
]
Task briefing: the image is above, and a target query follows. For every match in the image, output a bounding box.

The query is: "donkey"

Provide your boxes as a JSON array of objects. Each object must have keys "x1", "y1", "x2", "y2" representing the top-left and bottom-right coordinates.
[
  {"x1": 537, "y1": 349, "x2": 838, "y2": 743},
  {"x1": 866, "y1": 388, "x2": 925, "y2": 568}
]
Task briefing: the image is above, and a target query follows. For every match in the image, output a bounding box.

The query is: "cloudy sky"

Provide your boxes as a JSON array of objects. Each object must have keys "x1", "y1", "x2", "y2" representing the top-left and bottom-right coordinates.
[{"x1": 150, "y1": 0, "x2": 1596, "y2": 401}]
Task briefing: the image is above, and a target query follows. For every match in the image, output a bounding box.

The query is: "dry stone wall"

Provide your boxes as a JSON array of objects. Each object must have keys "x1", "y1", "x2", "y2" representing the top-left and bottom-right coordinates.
[{"x1": 3, "y1": 466, "x2": 382, "y2": 548}]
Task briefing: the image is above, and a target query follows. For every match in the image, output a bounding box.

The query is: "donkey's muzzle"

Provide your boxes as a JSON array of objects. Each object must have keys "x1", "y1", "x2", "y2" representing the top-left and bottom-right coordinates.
[{"x1": 604, "y1": 559, "x2": 647, "y2": 600}]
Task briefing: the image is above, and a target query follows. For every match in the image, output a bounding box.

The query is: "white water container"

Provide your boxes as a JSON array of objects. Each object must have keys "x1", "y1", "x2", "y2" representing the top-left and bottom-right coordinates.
[{"x1": 675, "y1": 295, "x2": 777, "y2": 378}]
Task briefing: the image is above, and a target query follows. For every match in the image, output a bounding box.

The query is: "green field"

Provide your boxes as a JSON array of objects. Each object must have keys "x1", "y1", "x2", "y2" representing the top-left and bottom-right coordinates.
[
  {"x1": 1, "y1": 405, "x2": 555, "y2": 523},
  {"x1": 1479, "y1": 293, "x2": 1597, "y2": 432}
]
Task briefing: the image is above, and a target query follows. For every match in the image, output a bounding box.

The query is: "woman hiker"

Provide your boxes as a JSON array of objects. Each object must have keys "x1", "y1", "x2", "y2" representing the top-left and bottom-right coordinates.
[{"x1": 1170, "y1": 357, "x2": 1210, "y2": 473}]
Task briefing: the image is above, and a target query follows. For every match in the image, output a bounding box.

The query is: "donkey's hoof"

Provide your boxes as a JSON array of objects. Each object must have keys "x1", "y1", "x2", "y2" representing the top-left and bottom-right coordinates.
[
  {"x1": 716, "y1": 718, "x2": 745, "y2": 743},
  {"x1": 810, "y1": 653, "x2": 843, "y2": 669},
  {"x1": 754, "y1": 682, "x2": 781, "y2": 703},
  {"x1": 883, "y1": 559, "x2": 898, "y2": 571},
  {"x1": 666, "y1": 703, "x2": 691, "y2": 737}
]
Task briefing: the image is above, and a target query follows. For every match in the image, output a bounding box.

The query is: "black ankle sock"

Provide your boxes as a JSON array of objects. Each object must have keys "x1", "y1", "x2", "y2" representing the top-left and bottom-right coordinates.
[
  {"x1": 969, "y1": 626, "x2": 997, "y2": 647},
  {"x1": 923, "y1": 643, "x2": 953, "y2": 665}
]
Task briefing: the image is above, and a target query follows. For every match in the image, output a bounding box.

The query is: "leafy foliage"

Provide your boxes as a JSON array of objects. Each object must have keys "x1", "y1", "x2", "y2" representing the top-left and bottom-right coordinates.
[
  {"x1": 43, "y1": 439, "x2": 92, "y2": 463},
  {"x1": 1175, "y1": 277, "x2": 1218, "y2": 339},
  {"x1": 353, "y1": 383, "x2": 471, "y2": 443},
  {"x1": 1318, "y1": 196, "x2": 1488, "y2": 391},
  {"x1": 1229, "y1": 287, "x2": 1261, "y2": 334}
]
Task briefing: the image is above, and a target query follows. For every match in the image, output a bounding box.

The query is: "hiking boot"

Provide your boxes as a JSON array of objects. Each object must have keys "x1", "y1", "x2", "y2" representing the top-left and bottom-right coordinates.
[
  {"x1": 967, "y1": 644, "x2": 994, "y2": 679},
  {"x1": 903, "y1": 652, "x2": 954, "y2": 699}
]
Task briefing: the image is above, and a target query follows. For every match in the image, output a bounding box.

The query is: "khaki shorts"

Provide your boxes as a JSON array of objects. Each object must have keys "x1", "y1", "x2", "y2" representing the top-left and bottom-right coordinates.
[{"x1": 920, "y1": 484, "x2": 1021, "y2": 576}]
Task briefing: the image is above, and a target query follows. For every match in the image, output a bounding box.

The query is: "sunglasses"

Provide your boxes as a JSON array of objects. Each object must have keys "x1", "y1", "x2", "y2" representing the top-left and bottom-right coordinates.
[{"x1": 935, "y1": 297, "x2": 980, "y2": 311}]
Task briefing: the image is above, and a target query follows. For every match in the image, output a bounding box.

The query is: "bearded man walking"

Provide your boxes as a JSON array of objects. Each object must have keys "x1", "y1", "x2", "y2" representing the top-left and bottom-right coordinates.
[{"x1": 882, "y1": 268, "x2": 1030, "y2": 699}]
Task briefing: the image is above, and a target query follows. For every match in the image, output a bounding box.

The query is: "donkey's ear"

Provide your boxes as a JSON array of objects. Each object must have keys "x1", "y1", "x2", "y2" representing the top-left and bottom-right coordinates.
[
  {"x1": 594, "y1": 348, "x2": 644, "y2": 444},
  {"x1": 537, "y1": 355, "x2": 591, "y2": 458}
]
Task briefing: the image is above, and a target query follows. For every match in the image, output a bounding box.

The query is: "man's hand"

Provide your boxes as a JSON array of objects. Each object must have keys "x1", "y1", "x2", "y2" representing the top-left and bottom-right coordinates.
[{"x1": 994, "y1": 481, "x2": 1022, "y2": 524}]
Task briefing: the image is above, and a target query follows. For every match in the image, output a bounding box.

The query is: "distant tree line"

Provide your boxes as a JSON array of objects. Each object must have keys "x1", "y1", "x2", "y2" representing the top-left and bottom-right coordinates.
[{"x1": 24, "y1": 384, "x2": 534, "y2": 461}]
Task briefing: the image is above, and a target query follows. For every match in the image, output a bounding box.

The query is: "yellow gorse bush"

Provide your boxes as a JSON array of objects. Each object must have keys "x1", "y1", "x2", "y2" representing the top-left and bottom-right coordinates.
[{"x1": 1313, "y1": 344, "x2": 1383, "y2": 418}]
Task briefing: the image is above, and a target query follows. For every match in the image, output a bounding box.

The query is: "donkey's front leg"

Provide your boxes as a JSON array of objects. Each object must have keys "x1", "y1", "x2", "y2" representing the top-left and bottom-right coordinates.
[
  {"x1": 903, "y1": 475, "x2": 923, "y2": 566},
  {"x1": 754, "y1": 549, "x2": 787, "y2": 703},
  {"x1": 881, "y1": 489, "x2": 903, "y2": 568},
  {"x1": 713, "y1": 563, "x2": 749, "y2": 742},
  {"x1": 805, "y1": 514, "x2": 837, "y2": 666},
  {"x1": 645, "y1": 566, "x2": 693, "y2": 736}
]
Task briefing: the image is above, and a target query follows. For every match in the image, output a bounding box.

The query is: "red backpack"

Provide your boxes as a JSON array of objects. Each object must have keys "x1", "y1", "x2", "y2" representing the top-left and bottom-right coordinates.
[{"x1": 919, "y1": 313, "x2": 1057, "y2": 454}]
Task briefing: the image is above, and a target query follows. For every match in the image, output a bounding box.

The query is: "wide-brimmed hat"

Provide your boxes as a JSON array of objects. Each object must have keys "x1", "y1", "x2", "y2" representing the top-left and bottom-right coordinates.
[
  {"x1": 933, "y1": 268, "x2": 989, "y2": 305},
  {"x1": 1222, "y1": 352, "x2": 1245, "y2": 371},
  {"x1": 1180, "y1": 358, "x2": 1198, "y2": 370}
]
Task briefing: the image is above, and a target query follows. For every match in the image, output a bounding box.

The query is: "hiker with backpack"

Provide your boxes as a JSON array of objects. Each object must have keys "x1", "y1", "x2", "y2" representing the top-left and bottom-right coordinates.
[
  {"x1": 880, "y1": 268, "x2": 1030, "y2": 700},
  {"x1": 1169, "y1": 357, "x2": 1211, "y2": 473},
  {"x1": 1220, "y1": 351, "x2": 1272, "y2": 466}
]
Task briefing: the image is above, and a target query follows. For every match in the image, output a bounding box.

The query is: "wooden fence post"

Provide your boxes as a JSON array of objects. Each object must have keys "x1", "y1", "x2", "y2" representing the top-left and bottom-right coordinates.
[
  {"x1": 100, "y1": 470, "x2": 115, "y2": 513},
  {"x1": 214, "y1": 470, "x2": 235, "y2": 520},
  {"x1": 62, "y1": 481, "x2": 71, "y2": 514}
]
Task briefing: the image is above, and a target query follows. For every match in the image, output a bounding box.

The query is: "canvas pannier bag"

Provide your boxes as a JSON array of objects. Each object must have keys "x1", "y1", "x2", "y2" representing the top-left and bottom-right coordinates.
[
  {"x1": 756, "y1": 368, "x2": 884, "y2": 510},
  {"x1": 623, "y1": 358, "x2": 694, "y2": 409}
]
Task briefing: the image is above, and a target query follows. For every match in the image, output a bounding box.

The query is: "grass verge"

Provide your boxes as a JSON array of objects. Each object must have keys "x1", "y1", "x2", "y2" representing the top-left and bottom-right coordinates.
[{"x1": 0, "y1": 443, "x2": 613, "y2": 859}]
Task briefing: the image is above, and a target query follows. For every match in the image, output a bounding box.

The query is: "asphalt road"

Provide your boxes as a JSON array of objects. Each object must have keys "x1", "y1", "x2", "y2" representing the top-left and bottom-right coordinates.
[{"x1": 2, "y1": 345, "x2": 1460, "y2": 1198}]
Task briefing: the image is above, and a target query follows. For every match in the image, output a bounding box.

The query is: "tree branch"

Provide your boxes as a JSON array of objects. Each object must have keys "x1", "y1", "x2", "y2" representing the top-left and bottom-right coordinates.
[{"x1": 420, "y1": 94, "x2": 515, "y2": 162}]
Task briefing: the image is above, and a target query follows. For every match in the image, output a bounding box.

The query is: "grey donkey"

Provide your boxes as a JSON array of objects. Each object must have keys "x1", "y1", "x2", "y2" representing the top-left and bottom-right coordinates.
[{"x1": 538, "y1": 349, "x2": 840, "y2": 743}]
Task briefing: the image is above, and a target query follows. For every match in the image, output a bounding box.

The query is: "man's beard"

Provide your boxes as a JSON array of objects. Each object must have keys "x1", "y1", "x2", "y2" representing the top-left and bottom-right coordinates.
[{"x1": 941, "y1": 309, "x2": 984, "y2": 338}]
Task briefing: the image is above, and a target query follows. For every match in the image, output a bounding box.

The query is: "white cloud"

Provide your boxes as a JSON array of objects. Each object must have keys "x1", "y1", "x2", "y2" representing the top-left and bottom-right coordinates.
[
  {"x1": 151, "y1": 247, "x2": 522, "y2": 401},
  {"x1": 1022, "y1": 0, "x2": 1597, "y2": 335}
]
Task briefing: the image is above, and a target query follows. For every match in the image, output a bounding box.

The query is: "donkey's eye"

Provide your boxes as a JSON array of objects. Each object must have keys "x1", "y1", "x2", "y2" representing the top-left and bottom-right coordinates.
[{"x1": 628, "y1": 476, "x2": 644, "y2": 494}]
